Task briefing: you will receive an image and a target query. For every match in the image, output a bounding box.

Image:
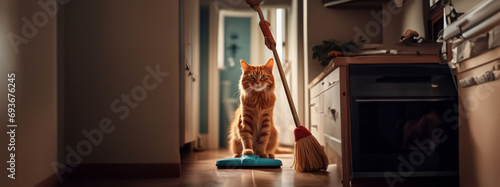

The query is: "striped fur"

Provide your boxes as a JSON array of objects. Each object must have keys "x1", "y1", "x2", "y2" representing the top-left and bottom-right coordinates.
[{"x1": 229, "y1": 58, "x2": 279, "y2": 159}]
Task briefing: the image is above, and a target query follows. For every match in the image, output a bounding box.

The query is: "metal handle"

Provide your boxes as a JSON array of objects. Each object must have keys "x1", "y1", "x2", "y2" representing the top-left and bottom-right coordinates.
[
  {"x1": 328, "y1": 81, "x2": 338, "y2": 86},
  {"x1": 330, "y1": 108, "x2": 337, "y2": 121}
]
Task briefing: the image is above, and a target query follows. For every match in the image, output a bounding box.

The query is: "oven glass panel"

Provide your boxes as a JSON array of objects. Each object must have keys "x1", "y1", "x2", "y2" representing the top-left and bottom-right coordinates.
[{"x1": 352, "y1": 99, "x2": 459, "y2": 173}]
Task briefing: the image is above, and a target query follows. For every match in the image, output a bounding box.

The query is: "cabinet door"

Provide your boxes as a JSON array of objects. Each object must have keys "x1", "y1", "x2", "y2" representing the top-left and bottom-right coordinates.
[
  {"x1": 310, "y1": 96, "x2": 324, "y2": 144},
  {"x1": 310, "y1": 83, "x2": 321, "y2": 99},
  {"x1": 327, "y1": 67, "x2": 340, "y2": 85},
  {"x1": 323, "y1": 83, "x2": 342, "y2": 155},
  {"x1": 181, "y1": 0, "x2": 200, "y2": 145}
]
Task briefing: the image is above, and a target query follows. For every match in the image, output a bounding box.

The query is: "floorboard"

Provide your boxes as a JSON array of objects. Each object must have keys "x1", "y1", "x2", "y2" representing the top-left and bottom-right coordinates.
[{"x1": 61, "y1": 149, "x2": 342, "y2": 187}]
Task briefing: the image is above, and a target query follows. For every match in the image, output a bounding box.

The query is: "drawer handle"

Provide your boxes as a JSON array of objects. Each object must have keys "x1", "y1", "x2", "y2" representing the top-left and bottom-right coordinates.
[
  {"x1": 328, "y1": 81, "x2": 338, "y2": 86},
  {"x1": 309, "y1": 103, "x2": 316, "y2": 107},
  {"x1": 311, "y1": 124, "x2": 318, "y2": 129},
  {"x1": 330, "y1": 108, "x2": 337, "y2": 121}
]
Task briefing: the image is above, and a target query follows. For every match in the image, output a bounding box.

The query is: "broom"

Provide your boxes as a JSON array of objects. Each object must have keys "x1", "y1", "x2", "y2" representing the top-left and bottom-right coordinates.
[{"x1": 245, "y1": 0, "x2": 328, "y2": 172}]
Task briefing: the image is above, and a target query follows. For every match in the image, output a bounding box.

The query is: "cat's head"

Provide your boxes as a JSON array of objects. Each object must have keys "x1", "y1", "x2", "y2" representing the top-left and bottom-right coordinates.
[{"x1": 240, "y1": 58, "x2": 275, "y2": 93}]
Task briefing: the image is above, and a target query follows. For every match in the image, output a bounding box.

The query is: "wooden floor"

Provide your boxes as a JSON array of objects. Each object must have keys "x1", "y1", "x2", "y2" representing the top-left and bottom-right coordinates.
[{"x1": 62, "y1": 149, "x2": 343, "y2": 187}]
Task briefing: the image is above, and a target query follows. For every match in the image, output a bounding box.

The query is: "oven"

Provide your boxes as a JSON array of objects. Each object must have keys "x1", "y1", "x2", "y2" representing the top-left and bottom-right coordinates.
[{"x1": 349, "y1": 64, "x2": 459, "y2": 178}]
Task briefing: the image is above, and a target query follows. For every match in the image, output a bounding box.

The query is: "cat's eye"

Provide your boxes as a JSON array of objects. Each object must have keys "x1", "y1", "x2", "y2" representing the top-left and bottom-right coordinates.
[
  {"x1": 249, "y1": 75, "x2": 256, "y2": 80},
  {"x1": 260, "y1": 75, "x2": 267, "y2": 80}
]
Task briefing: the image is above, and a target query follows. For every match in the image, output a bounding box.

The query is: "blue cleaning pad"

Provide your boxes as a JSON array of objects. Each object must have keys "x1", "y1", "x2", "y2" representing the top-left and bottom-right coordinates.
[{"x1": 216, "y1": 155, "x2": 282, "y2": 169}]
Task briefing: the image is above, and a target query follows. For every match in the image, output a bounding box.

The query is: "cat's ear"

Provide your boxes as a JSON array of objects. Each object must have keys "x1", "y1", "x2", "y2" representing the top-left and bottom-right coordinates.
[
  {"x1": 240, "y1": 59, "x2": 250, "y2": 71},
  {"x1": 264, "y1": 58, "x2": 273, "y2": 71}
]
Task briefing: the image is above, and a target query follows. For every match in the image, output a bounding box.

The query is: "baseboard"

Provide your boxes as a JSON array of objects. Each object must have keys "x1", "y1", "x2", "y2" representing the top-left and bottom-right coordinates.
[
  {"x1": 68, "y1": 163, "x2": 180, "y2": 179},
  {"x1": 35, "y1": 173, "x2": 59, "y2": 187}
]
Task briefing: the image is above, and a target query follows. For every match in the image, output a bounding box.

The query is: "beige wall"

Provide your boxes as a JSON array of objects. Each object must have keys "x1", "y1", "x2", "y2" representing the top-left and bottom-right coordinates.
[
  {"x1": 305, "y1": 0, "x2": 385, "y2": 81},
  {"x1": 0, "y1": 0, "x2": 58, "y2": 186},
  {"x1": 62, "y1": 0, "x2": 180, "y2": 166},
  {"x1": 1, "y1": 0, "x2": 182, "y2": 184},
  {"x1": 305, "y1": 0, "x2": 434, "y2": 82},
  {"x1": 395, "y1": 0, "x2": 424, "y2": 44},
  {"x1": 395, "y1": 0, "x2": 484, "y2": 45},
  {"x1": 452, "y1": 0, "x2": 482, "y2": 13}
]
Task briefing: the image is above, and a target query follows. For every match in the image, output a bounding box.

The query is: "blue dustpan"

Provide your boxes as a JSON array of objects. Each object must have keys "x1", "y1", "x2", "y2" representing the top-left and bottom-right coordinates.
[{"x1": 216, "y1": 155, "x2": 282, "y2": 169}]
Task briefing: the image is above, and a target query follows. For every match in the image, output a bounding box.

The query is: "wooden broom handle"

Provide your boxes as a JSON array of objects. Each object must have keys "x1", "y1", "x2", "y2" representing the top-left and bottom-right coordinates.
[
  {"x1": 271, "y1": 45, "x2": 302, "y2": 128},
  {"x1": 248, "y1": 3, "x2": 302, "y2": 128}
]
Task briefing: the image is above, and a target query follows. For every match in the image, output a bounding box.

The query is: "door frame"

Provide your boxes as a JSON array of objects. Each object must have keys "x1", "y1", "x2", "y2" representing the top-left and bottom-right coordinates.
[{"x1": 207, "y1": 2, "x2": 304, "y2": 149}]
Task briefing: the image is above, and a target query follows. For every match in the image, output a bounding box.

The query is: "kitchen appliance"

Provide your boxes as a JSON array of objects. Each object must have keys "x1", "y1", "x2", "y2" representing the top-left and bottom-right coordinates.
[{"x1": 349, "y1": 64, "x2": 459, "y2": 178}]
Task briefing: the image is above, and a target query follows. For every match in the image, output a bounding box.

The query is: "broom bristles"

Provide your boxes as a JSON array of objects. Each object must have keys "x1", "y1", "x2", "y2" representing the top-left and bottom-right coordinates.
[{"x1": 293, "y1": 132, "x2": 329, "y2": 172}]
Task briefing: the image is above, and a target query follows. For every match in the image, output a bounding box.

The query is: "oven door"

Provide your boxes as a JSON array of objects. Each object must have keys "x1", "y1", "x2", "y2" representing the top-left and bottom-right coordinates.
[{"x1": 350, "y1": 97, "x2": 459, "y2": 178}]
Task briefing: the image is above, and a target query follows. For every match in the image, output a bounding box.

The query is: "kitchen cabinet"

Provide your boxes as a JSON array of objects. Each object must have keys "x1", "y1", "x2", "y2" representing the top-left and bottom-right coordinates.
[
  {"x1": 180, "y1": 0, "x2": 200, "y2": 147},
  {"x1": 309, "y1": 63, "x2": 350, "y2": 185},
  {"x1": 309, "y1": 68, "x2": 341, "y2": 149},
  {"x1": 309, "y1": 53, "x2": 457, "y2": 187},
  {"x1": 442, "y1": 1, "x2": 500, "y2": 185},
  {"x1": 454, "y1": 47, "x2": 500, "y2": 187}
]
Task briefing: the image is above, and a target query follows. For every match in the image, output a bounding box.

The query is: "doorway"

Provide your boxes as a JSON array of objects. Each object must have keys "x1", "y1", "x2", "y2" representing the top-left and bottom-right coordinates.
[{"x1": 202, "y1": 1, "x2": 301, "y2": 150}]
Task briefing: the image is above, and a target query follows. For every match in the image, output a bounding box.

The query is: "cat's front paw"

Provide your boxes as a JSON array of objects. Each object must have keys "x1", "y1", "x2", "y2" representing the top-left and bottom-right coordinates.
[
  {"x1": 242, "y1": 149, "x2": 254, "y2": 155},
  {"x1": 233, "y1": 154, "x2": 241, "y2": 158},
  {"x1": 268, "y1": 154, "x2": 275, "y2": 159}
]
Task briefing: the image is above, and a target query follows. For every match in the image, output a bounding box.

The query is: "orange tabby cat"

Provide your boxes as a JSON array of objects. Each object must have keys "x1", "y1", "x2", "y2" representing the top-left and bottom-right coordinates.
[{"x1": 229, "y1": 58, "x2": 279, "y2": 159}]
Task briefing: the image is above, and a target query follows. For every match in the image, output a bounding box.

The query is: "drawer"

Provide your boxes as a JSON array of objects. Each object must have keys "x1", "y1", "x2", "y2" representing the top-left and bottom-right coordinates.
[
  {"x1": 311, "y1": 68, "x2": 340, "y2": 96},
  {"x1": 323, "y1": 110, "x2": 341, "y2": 150},
  {"x1": 327, "y1": 68, "x2": 340, "y2": 85},
  {"x1": 309, "y1": 96, "x2": 320, "y2": 139},
  {"x1": 324, "y1": 83, "x2": 341, "y2": 125},
  {"x1": 310, "y1": 83, "x2": 320, "y2": 98},
  {"x1": 321, "y1": 69, "x2": 340, "y2": 93},
  {"x1": 309, "y1": 113, "x2": 324, "y2": 145},
  {"x1": 323, "y1": 83, "x2": 342, "y2": 155},
  {"x1": 319, "y1": 79, "x2": 328, "y2": 93},
  {"x1": 323, "y1": 85, "x2": 340, "y2": 121},
  {"x1": 310, "y1": 95, "x2": 323, "y2": 115}
]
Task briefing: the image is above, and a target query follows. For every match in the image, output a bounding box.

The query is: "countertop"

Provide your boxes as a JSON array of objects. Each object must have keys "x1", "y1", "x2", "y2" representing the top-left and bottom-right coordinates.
[{"x1": 308, "y1": 53, "x2": 442, "y2": 89}]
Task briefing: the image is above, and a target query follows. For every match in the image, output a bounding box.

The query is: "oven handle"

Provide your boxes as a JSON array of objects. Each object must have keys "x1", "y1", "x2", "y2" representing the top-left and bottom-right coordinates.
[{"x1": 355, "y1": 98, "x2": 455, "y2": 102}]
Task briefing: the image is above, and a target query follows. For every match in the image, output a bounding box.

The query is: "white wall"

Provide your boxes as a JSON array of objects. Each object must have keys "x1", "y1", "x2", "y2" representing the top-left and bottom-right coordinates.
[
  {"x1": 62, "y1": 0, "x2": 180, "y2": 165},
  {"x1": 0, "y1": 0, "x2": 58, "y2": 186}
]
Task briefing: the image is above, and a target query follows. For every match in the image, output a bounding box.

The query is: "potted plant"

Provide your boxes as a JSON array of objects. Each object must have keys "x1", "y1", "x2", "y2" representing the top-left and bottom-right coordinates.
[{"x1": 312, "y1": 38, "x2": 364, "y2": 66}]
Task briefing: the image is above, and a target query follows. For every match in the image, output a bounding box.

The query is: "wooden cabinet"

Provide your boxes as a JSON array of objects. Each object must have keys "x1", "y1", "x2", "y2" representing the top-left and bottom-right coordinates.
[{"x1": 310, "y1": 68, "x2": 341, "y2": 154}]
